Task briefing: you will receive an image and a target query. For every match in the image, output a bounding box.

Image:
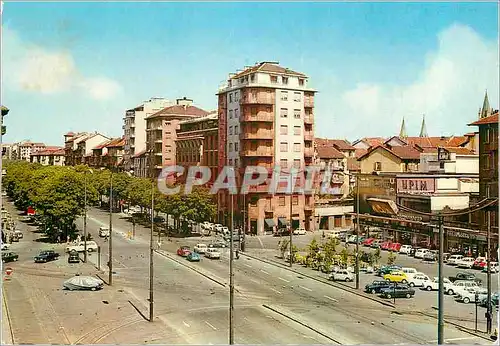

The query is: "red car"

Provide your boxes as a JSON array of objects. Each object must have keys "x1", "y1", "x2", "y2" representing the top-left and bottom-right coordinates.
[
  {"x1": 472, "y1": 257, "x2": 487, "y2": 270},
  {"x1": 177, "y1": 246, "x2": 191, "y2": 257},
  {"x1": 389, "y1": 243, "x2": 402, "y2": 252},
  {"x1": 362, "y1": 238, "x2": 375, "y2": 246},
  {"x1": 380, "y1": 242, "x2": 393, "y2": 251}
]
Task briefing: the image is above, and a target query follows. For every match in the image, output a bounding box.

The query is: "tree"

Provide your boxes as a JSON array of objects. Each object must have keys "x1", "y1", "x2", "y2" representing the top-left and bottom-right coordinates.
[
  {"x1": 279, "y1": 239, "x2": 290, "y2": 258},
  {"x1": 373, "y1": 248, "x2": 382, "y2": 266},
  {"x1": 387, "y1": 251, "x2": 397, "y2": 265},
  {"x1": 339, "y1": 247, "x2": 350, "y2": 268}
]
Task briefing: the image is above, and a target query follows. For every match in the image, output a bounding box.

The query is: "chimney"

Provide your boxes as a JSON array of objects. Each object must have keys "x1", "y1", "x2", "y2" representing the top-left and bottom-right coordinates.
[{"x1": 176, "y1": 97, "x2": 193, "y2": 107}]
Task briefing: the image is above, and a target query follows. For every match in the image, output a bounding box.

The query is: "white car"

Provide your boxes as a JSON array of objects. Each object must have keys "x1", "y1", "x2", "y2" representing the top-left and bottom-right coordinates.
[
  {"x1": 66, "y1": 241, "x2": 98, "y2": 253},
  {"x1": 329, "y1": 269, "x2": 354, "y2": 282},
  {"x1": 447, "y1": 255, "x2": 464, "y2": 265},
  {"x1": 408, "y1": 273, "x2": 431, "y2": 287},
  {"x1": 455, "y1": 287, "x2": 488, "y2": 304},
  {"x1": 205, "y1": 248, "x2": 221, "y2": 259},
  {"x1": 293, "y1": 228, "x2": 307, "y2": 235},
  {"x1": 214, "y1": 224, "x2": 223, "y2": 233},
  {"x1": 194, "y1": 243, "x2": 208, "y2": 254},
  {"x1": 414, "y1": 248, "x2": 430, "y2": 259},
  {"x1": 422, "y1": 277, "x2": 453, "y2": 291},
  {"x1": 456, "y1": 257, "x2": 475, "y2": 269},
  {"x1": 399, "y1": 245, "x2": 412, "y2": 254},
  {"x1": 201, "y1": 222, "x2": 213, "y2": 230},
  {"x1": 1, "y1": 243, "x2": 10, "y2": 251},
  {"x1": 401, "y1": 267, "x2": 419, "y2": 280},
  {"x1": 447, "y1": 280, "x2": 479, "y2": 296},
  {"x1": 482, "y1": 262, "x2": 499, "y2": 273},
  {"x1": 99, "y1": 227, "x2": 110, "y2": 237},
  {"x1": 13, "y1": 230, "x2": 23, "y2": 239}
]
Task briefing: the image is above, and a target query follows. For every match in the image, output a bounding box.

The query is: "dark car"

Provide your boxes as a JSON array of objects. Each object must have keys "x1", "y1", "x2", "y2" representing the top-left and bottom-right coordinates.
[
  {"x1": 377, "y1": 265, "x2": 402, "y2": 276},
  {"x1": 449, "y1": 272, "x2": 482, "y2": 285},
  {"x1": 365, "y1": 280, "x2": 393, "y2": 294},
  {"x1": 479, "y1": 292, "x2": 499, "y2": 308},
  {"x1": 68, "y1": 251, "x2": 80, "y2": 263},
  {"x1": 380, "y1": 285, "x2": 415, "y2": 299},
  {"x1": 34, "y1": 250, "x2": 60, "y2": 263},
  {"x1": 209, "y1": 241, "x2": 228, "y2": 248},
  {"x1": 409, "y1": 248, "x2": 417, "y2": 257},
  {"x1": 2, "y1": 252, "x2": 18, "y2": 263},
  {"x1": 153, "y1": 216, "x2": 165, "y2": 224}
]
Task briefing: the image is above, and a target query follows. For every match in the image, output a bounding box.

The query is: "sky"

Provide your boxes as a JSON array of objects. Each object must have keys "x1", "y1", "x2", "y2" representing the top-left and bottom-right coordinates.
[{"x1": 1, "y1": 1, "x2": 499, "y2": 145}]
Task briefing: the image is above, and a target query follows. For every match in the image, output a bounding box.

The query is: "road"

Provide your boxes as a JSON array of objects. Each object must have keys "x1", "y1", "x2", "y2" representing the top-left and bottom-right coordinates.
[{"x1": 82, "y1": 207, "x2": 493, "y2": 344}]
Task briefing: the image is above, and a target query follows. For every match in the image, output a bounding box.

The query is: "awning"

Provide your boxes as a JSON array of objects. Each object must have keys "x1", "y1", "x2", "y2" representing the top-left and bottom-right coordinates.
[
  {"x1": 278, "y1": 217, "x2": 289, "y2": 226},
  {"x1": 292, "y1": 217, "x2": 300, "y2": 221},
  {"x1": 265, "y1": 218, "x2": 275, "y2": 227}
]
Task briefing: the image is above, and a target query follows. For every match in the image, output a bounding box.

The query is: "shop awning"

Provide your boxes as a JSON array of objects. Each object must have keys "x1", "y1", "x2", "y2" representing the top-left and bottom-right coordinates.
[
  {"x1": 265, "y1": 218, "x2": 275, "y2": 227},
  {"x1": 278, "y1": 217, "x2": 289, "y2": 226},
  {"x1": 292, "y1": 216, "x2": 300, "y2": 221}
]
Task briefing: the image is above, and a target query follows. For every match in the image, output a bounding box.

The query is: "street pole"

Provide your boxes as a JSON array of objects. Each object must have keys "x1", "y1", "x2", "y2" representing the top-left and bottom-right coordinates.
[
  {"x1": 149, "y1": 151, "x2": 154, "y2": 322},
  {"x1": 229, "y1": 192, "x2": 234, "y2": 344},
  {"x1": 486, "y1": 208, "x2": 492, "y2": 333},
  {"x1": 437, "y1": 214, "x2": 444, "y2": 345},
  {"x1": 108, "y1": 172, "x2": 113, "y2": 286},
  {"x1": 355, "y1": 175, "x2": 360, "y2": 290},
  {"x1": 83, "y1": 172, "x2": 87, "y2": 263},
  {"x1": 289, "y1": 182, "x2": 293, "y2": 267}
]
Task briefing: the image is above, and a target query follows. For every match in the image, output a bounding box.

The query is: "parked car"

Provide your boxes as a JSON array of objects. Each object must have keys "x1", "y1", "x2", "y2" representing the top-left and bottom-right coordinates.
[
  {"x1": 365, "y1": 280, "x2": 393, "y2": 294},
  {"x1": 456, "y1": 257, "x2": 475, "y2": 269},
  {"x1": 448, "y1": 272, "x2": 482, "y2": 285},
  {"x1": 383, "y1": 271, "x2": 408, "y2": 283},
  {"x1": 447, "y1": 254, "x2": 464, "y2": 265},
  {"x1": 346, "y1": 235, "x2": 357, "y2": 243},
  {"x1": 63, "y1": 275, "x2": 103, "y2": 291},
  {"x1": 379, "y1": 285, "x2": 415, "y2": 299},
  {"x1": 1, "y1": 252, "x2": 18, "y2": 263},
  {"x1": 423, "y1": 250, "x2": 438, "y2": 262},
  {"x1": 329, "y1": 269, "x2": 354, "y2": 282},
  {"x1": 99, "y1": 227, "x2": 110, "y2": 237},
  {"x1": 194, "y1": 243, "x2": 208, "y2": 254},
  {"x1": 209, "y1": 240, "x2": 228, "y2": 248},
  {"x1": 293, "y1": 228, "x2": 307, "y2": 235},
  {"x1": 389, "y1": 243, "x2": 402, "y2": 252},
  {"x1": 186, "y1": 252, "x2": 201, "y2": 262},
  {"x1": 472, "y1": 257, "x2": 487, "y2": 270},
  {"x1": 380, "y1": 242, "x2": 393, "y2": 251},
  {"x1": 68, "y1": 251, "x2": 80, "y2": 263},
  {"x1": 205, "y1": 248, "x2": 221, "y2": 259},
  {"x1": 482, "y1": 262, "x2": 499, "y2": 273},
  {"x1": 177, "y1": 246, "x2": 191, "y2": 257},
  {"x1": 407, "y1": 273, "x2": 431, "y2": 287},
  {"x1": 446, "y1": 280, "x2": 479, "y2": 296},
  {"x1": 455, "y1": 287, "x2": 488, "y2": 304},
  {"x1": 479, "y1": 292, "x2": 499, "y2": 308},
  {"x1": 370, "y1": 239, "x2": 382, "y2": 249},
  {"x1": 421, "y1": 277, "x2": 453, "y2": 291},
  {"x1": 34, "y1": 250, "x2": 60, "y2": 263},
  {"x1": 401, "y1": 267, "x2": 419, "y2": 280},
  {"x1": 13, "y1": 230, "x2": 23, "y2": 239},
  {"x1": 409, "y1": 247, "x2": 417, "y2": 257},
  {"x1": 377, "y1": 265, "x2": 402, "y2": 276},
  {"x1": 414, "y1": 248, "x2": 430, "y2": 259},
  {"x1": 399, "y1": 245, "x2": 412, "y2": 254},
  {"x1": 362, "y1": 238, "x2": 375, "y2": 246},
  {"x1": 214, "y1": 224, "x2": 224, "y2": 233},
  {"x1": 66, "y1": 241, "x2": 98, "y2": 253},
  {"x1": 1, "y1": 243, "x2": 10, "y2": 251}
]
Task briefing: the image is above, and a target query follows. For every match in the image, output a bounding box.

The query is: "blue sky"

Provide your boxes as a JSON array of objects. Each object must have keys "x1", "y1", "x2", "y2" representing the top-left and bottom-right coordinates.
[{"x1": 2, "y1": 1, "x2": 499, "y2": 145}]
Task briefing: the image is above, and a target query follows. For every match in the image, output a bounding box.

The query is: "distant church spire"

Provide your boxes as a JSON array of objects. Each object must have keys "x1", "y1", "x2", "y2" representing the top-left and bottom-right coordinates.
[
  {"x1": 399, "y1": 117, "x2": 407, "y2": 138},
  {"x1": 419, "y1": 114, "x2": 428, "y2": 137},
  {"x1": 480, "y1": 90, "x2": 492, "y2": 119}
]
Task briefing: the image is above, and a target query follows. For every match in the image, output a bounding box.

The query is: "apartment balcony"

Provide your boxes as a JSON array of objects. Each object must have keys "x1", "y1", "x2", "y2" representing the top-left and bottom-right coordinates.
[
  {"x1": 241, "y1": 148, "x2": 273, "y2": 157},
  {"x1": 240, "y1": 113, "x2": 274, "y2": 122},
  {"x1": 240, "y1": 131, "x2": 274, "y2": 140},
  {"x1": 304, "y1": 114, "x2": 314, "y2": 124},
  {"x1": 148, "y1": 126, "x2": 163, "y2": 131},
  {"x1": 240, "y1": 94, "x2": 274, "y2": 105},
  {"x1": 304, "y1": 133, "x2": 314, "y2": 141},
  {"x1": 154, "y1": 138, "x2": 163, "y2": 143},
  {"x1": 130, "y1": 122, "x2": 135, "y2": 128},
  {"x1": 304, "y1": 148, "x2": 314, "y2": 157},
  {"x1": 304, "y1": 98, "x2": 314, "y2": 108},
  {"x1": 248, "y1": 183, "x2": 271, "y2": 193}
]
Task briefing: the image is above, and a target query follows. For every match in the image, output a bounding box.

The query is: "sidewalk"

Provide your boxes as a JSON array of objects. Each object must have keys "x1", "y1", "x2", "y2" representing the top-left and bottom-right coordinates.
[{"x1": 2, "y1": 288, "x2": 13, "y2": 345}]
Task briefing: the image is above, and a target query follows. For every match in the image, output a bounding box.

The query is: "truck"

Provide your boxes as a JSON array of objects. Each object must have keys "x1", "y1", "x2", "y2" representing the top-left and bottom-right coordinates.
[{"x1": 66, "y1": 241, "x2": 98, "y2": 253}]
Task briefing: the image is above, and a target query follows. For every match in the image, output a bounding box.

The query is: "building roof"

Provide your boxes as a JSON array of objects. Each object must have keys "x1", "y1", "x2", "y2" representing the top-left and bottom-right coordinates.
[
  {"x1": 147, "y1": 104, "x2": 209, "y2": 119},
  {"x1": 358, "y1": 144, "x2": 421, "y2": 161},
  {"x1": 31, "y1": 146, "x2": 65, "y2": 156},
  {"x1": 423, "y1": 147, "x2": 476, "y2": 155},
  {"x1": 106, "y1": 137, "x2": 125, "y2": 148},
  {"x1": 64, "y1": 132, "x2": 75, "y2": 136},
  {"x1": 232, "y1": 61, "x2": 307, "y2": 79},
  {"x1": 315, "y1": 138, "x2": 355, "y2": 151},
  {"x1": 316, "y1": 145, "x2": 345, "y2": 159},
  {"x1": 353, "y1": 137, "x2": 386, "y2": 148},
  {"x1": 468, "y1": 112, "x2": 499, "y2": 126},
  {"x1": 354, "y1": 148, "x2": 368, "y2": 158},
  {"x1": 403, "y1": 136, "x2": 468, "y2": 148},
  {"x1": 464, "y1": 132, "x2": 477, "y2": 137}
]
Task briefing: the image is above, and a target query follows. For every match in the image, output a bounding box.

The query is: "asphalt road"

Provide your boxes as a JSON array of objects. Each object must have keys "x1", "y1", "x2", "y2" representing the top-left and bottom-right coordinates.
[{"x1": 82, "y1": 208, "x2": 493, "y2": 344}]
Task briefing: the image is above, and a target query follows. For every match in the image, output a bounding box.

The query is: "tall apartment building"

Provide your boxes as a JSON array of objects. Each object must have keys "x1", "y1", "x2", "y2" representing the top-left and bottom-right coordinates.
[
  {"x1": 145, "y1": 97, "x2": 209, "y2": 177},
  {"x1": 217, "y1": 61, "x2": 316, "y2": 235},
  {"x1": 123, "y1": 97, "x2": 173, "y2": 174},
  {"x1": 13, "y1": 141, "x2": 46, "y2": 161}
]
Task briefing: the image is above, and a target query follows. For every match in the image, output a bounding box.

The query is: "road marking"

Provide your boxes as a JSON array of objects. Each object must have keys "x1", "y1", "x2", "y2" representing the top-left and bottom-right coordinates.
[
  {"x1": 205, "y1": 321, "x2": 217, "y2": 330},
  {"x1": 183, "y1": 321, "x2": 190, "y2": 328},
  {"x1": 324, "y1": 295, "x2": 338, "y2": 302},
  {"x1": 244, "y1": 264, "x2": 252, "y2": 268},
  {"x1": 250, "y1": 278, "x2": 259, "y2": 284},
  {"x1": 270, "y1": 288, "x2": 282, "y2": 295},
  {"x1": 278, "y1": 277, "x2": 290, "y2": 283},
  {"x1": 429, "y1": 337, "x2": 476, "y2": 342},
  {"x1": 260, "y1": 269, "x2": 269, "y2": 275},
  {"x1": 299, "y1": 285, "x2": 312, "y2": 292}
]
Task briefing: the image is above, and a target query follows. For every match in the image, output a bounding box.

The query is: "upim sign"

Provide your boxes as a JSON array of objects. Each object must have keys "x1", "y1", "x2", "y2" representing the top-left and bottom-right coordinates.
[{"x1": 397, "y1": 178, "x2": 436, "y2": 194}]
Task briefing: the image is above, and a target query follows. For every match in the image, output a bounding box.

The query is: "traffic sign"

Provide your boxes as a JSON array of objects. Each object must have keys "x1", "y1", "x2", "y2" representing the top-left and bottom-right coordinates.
[{"x1": 5, "y1": 267, "x2": 13, "y2": 276}]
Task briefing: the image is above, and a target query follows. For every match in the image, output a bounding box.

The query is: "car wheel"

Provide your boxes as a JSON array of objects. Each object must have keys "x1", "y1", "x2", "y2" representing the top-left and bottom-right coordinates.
[
  {"x1": 447, "y1": 289, "x2": 454, "y2": 295},
  {"x1": 426, "y1": 286, "x2": 432, "y2": 291},
  {"x1": 386, "y1": 294, "x2": 392, "y2": 299},
  {"x1": 345, "y1": 278, "x2": 350, "y2": 282},
  {"x1": 463, "y1": 297, "x2": 470, "y2": 304},
  {"x1": 402, "y1": 279, "x2": 407, "y2": 284},
  {"x1": 91, "y1": 287, "x2": 96, "y2": 291},
  {"x1": 13, "y1": 258, "x2": 17, "y2": 261},
  {"x1": 406, "y1": 293, "x2": 411, "y2": 298},
  {"x1": 88, "y1": 248, "x2": 93, "y2": 252},
  {"x1": 371, "y1": 289, "x2": 376, "y2": 294},
  {"x1": 409, "y1": 282, "x2": 414, "y2": 287},
  {"x1": 386, "y1": 278, "x2": 391, "y2": 282}
]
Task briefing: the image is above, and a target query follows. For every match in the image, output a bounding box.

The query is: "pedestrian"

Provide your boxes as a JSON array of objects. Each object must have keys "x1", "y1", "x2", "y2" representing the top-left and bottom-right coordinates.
[
  {"x1": 157, "y1": 240, "x2": 162, "y2": 249},
  {"x1": 104, "y1": 235, "x2": 108, "y2": 242}
]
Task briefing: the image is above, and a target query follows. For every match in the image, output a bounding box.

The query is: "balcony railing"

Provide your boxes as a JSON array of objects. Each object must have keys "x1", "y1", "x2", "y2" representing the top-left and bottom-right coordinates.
[
  {"x1": 248, "y1": 184, "x2": 271, "y2": 193},
  {"x1": 304, "y1": 114, "x2": 313, "y2": 124},
  {"x1": 304, "y1": 99, "x2": 314, "y2": 108},
  {"x1": 240, "y1": 113, "x2": 274, "y2": 122},
  {"x1": 240, "y1": 131, "x2": 274, "y2": 140},
  {"x1": 304, "y1": 148, "x2": 314, "y2": 157},
  {"x1": 304, "y1": 133, "x2": 313, "y2": 141},
  {"x1": 240, "y1": 94, "x2": 274, "y2": 105},
  {"x1": 241, "y1": 148, "x2": 273, "y2": 157}
]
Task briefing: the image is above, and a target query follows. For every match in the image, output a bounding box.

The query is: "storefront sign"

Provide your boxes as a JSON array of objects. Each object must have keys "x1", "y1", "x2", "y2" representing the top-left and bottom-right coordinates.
[
  {"x1": 367, "y1": 198, "x2": 398, "y2": 216},
  {"x1": 357, "y1": 175, "x2": 396, "y2": 214},
  {"x1": 447, "y1": 230, "x2": 486, "y2": 241},
  {"x1": 397, "y1": 178, "x2": 435, "y2": 194}
]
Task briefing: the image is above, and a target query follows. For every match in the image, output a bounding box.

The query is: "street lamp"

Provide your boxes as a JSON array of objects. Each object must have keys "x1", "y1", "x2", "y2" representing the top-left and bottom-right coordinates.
[
  {"x1": 82, "y1": 168, "x2": 93, "y2": 263},
  {"x1": 108, "y1": 169, "x2": 113, "y2": 286},
  {"x1": 148, "y1": 149, "x2": 154, "y2": 322}
]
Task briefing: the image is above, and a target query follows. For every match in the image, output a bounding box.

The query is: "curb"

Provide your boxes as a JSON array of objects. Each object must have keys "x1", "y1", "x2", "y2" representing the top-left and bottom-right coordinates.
[
  {"x1": 154, "y1": 250, "x2": 227, "y2": 288},
  {"x1": 241, "y1": 252, "x2": 395, "y2": 308},
  {"x1": 2, "y1": 289, "x2": 15, "y2": 345},
  {"x1": 262, "y1": 304, "x2": 342, "y2": 344}
]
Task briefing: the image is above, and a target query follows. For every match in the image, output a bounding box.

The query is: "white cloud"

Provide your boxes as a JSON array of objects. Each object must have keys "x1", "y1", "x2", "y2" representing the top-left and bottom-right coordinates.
[
  {"x1": 2, "y1": 26, "x2": 122, "y2": 101},
  {"x1": 320, "y1": 23, "x2": 499, "y2": 139}
]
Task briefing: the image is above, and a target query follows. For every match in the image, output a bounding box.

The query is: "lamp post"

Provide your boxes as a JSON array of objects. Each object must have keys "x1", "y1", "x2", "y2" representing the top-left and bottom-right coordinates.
[
  {"x1": 83, "y1": 172, "x2": 88, "y2": 262},
  {"x1": 289, "y1": 190, "x2": 293, "y2": 268},
  {"x1": 148, "y1": 149, "x2": 154, "y2": 322},
  {"x1": 437, "y1": 214, "x2": 444, "y2": 345},
  {"x1": 229, "y1": 191, "x2": 234, "y2": 344},
  {"x1": 108, "y1": 170, "x2": 113, "y2": 286},
  {"x1": 355, "y1": 174, "x2": 360, "y2": 290}
]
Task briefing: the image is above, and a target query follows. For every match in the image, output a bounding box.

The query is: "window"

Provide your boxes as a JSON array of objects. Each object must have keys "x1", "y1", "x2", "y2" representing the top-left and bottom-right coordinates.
[
  {"x1": 251, "y1": 107, "x2": 257, "y2": 116},
  {"x1": 281, "y1": 91, "x2": 288, "y2": 101},
  {"x1": 294, "y1": 109, "x2": 301, "y2": 119},
  {"x1": 234, "y1": 91, "x2": 239, "y2": 101},
  {"x1": 229, "y1": 110, "x2": 233, "y2": 119},
  {"x1": 280, "y1": 125, "x2": 288, "y2": 135},
  {"x1": 293, "y1": 159, "x2": 301, "y2": 168},
  {"x1": 440, "y1": 161, "x2": 445, "y2": 169},
  {"x1": 229, "y1": 143, "x2": 233, "y2": 151},
  {"x1": 293, "y1": 143, "x2": 301, "y2": 152},
  {"x1": 229, "y1": 126, "x2": 233, "y2": 135},
  {"x1": 294, "y1": 126, "x2": 301, "y2": 135},
  {"x1": 234, "y1": 125, "x2": 238, "y2": 135},
  {"x1": 484, "y1": 154, "x2": 491, "y2": 169},
  {"x1": 271, "y1": 75, "x2": 278, "y2": 84},
  {"x1": 229, "y1": 93, "x2": 233, "y2": 103},
  {"x1": 294, "y1": 92, "x2": 301, "y2": 102},
  {"x1": 280, "y1": 108, "x2": 288, "y2": 118},
  {"x1": 282, "y1": 77, "x2": 288, "y2": 85},
  {"x1": 292, "y1": 196, "x2": 299, "y2": 205},
  {"x1": 250, "y1": 74, "x2": 255, "y2": 82},
  {"x1": 485, "y1": 128, "x2": 490, "y2": 143},
  {"x1": 280, "y1": 142, "x2": 288, "y2": 152},
  {"x1": 234, "y1": 109, "x2": 239, "y2": 118},
  {"x1": 374, "y1": 162, "x2": 382, "y2": 171},
  {"x1": 280, "y1": 158, "x2": 288, "y2": 167},
  {"x1": 235, "y1": 158, "x2": 239, "y2": 167},
  {"x1": 229, "y1": 158, "x2": 233, "y2": 165},
  {"x1": 298, "y1": 78, "x2": 304, "y2": 86},
  {"x1": 234, "y1": 142, "x2": 239, "y2": 151},
  {"x1": 279, "y1": 197, "x2": 286, "y2": 206}
]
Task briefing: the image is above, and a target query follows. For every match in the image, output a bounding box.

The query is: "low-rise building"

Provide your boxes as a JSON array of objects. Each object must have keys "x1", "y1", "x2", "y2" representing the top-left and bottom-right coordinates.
[
  {"x1": 357, "y1": 144, "x2": 422, "y2": 173},
  {"x1": 90, "y1": 137, "x2": 125, "y2": 169},
  {"x1": 73, "y1": 132, "x2": 110, "y2": 166},
  {"x1": 30, "y1": 147, "x2": 65, "y2": 166},
  {"x1": 419, "y1": 147, "x2": 478, "y2": 174}
]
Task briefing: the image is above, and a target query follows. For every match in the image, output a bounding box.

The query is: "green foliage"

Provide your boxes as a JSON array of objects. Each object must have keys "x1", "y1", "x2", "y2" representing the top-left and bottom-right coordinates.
[
  {"x1": 373, "y1": 248, "x2": 382, "y2": 265},
  {"x1": 279, "y1": 239, "x2": 290, "y2": 258},
  {"x1": 387, "y1": 251, "x2": 397, "y2": 265},
  {"x1": 339, "y1": 247, "x2": 350, "y2": 267}
]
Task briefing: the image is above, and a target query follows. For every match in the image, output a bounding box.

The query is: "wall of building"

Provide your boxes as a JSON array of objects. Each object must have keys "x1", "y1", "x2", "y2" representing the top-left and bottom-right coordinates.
[
  {"x1": 455, "y1": 155, "x2": 479, "y2": 174},
  {"x1": 430, "y1": 194, "x2": 469, "y2": 211},
  {"x1": 226, "y1": 89, "x2": 241, "y2": 166},
  {"x1": 359, "y1": 147, "x2": 401, "y2": 173}
]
